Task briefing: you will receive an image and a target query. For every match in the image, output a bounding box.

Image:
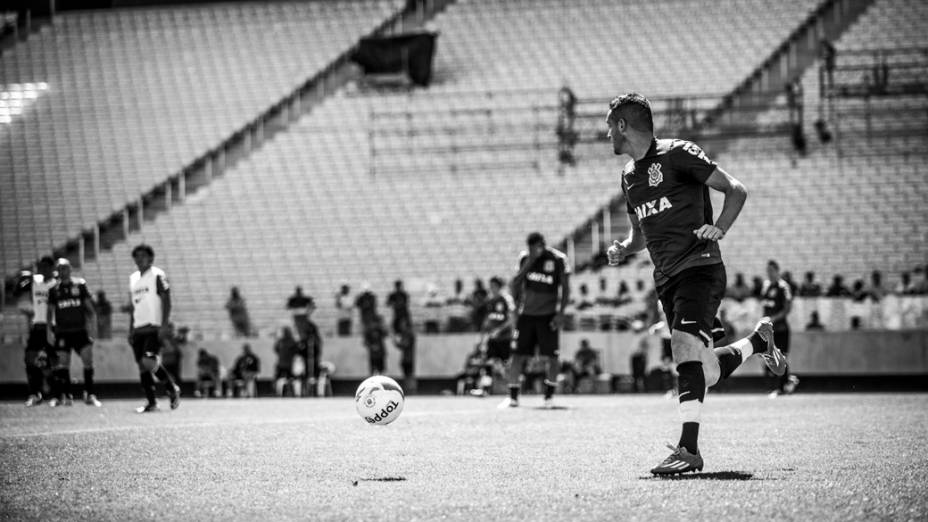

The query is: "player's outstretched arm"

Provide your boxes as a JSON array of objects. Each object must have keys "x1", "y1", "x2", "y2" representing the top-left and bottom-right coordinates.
[{"x1": 696, "y1": 166, "x2": 747, "y2": 241}]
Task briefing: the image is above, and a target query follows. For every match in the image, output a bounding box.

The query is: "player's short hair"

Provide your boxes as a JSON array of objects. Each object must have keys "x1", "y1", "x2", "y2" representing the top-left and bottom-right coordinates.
[
  {"x1": 767, "y1": 259, "x2": 780, "y2": 270},
  {"x1": 526, "y1": 232, "x2": 545, "y2": 246},
  {"x1": 607, "y1": 93, "x2": 654, "y2": 133},
  {"x1": 38, "y1": 256, "x2": 55, "y2": 267},
  {"x1": 489, "y1": 276, "x2": 504, "y2": 287},
  {"x1": 131, "y1": 244, "x2": 155, "y2": 258}
]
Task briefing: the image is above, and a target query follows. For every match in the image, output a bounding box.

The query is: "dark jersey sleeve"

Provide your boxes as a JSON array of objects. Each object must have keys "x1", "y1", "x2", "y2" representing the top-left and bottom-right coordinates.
[
  {"x1": 79, "y1": 282, "x2": 91, "y2": 302},
  {"x1": 621, "y1": 166, "x2": 634, "y2": 214},
  {"x1": 674, "y1": 141, "x2": 717, "y2": 184}
]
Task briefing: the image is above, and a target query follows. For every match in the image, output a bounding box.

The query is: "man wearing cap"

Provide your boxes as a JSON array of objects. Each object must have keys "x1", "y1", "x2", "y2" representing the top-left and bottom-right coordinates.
[
  {"x1": 129, "y1": 244, "x2": 181, "y2": 413},
  {"x1": 47, "y1": 258, "x2": 101, "y2": 407}
]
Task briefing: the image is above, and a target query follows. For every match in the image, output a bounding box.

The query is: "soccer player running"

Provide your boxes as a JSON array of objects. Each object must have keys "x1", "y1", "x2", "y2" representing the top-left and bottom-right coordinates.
[
  {"x1": 605, "y1": 93, "x2": 788, "y2": 475},
  {"x1": 16, "y1": 256, "x2": 57, "y2": 407},
  {"x1": 498, "y1": 232, "x2": 570, "y2": 409},
  {"x1": 473, "y1": 276, "x2": 515, "y2": 396},
  {"x1": 128, "y1": 244, "x2": 180, "y2": 413},
  {"x1": 47, "y1": 259, "x2": 102, "y2": 407},
  {"x1": 762, "y1": 259, "x2": 799, "y2": 398}
]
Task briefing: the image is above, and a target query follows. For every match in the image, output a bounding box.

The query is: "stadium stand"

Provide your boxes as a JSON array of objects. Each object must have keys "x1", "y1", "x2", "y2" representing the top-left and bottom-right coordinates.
[
  {"x1": 0, "y1": 0, "x2": 405, "y2": 275},
  {"x1": 5, "y1": 0, "x2": 926, "y2": 343},
  {"x1": 712, "y1": 0, "x2": 928, "y2": 286}
]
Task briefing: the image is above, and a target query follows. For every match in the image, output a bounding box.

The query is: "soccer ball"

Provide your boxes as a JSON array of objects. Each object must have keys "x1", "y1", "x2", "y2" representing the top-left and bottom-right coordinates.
[{"x1": 355, "y1": 376, "x2": 405, "y2": 425}]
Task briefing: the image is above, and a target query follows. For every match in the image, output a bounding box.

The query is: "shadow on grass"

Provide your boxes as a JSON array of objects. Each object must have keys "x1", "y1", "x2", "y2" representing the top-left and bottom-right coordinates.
[
  {"x1": 529, "y1": 406, "x2": 571, "y2": 411},
  {"x1": 640, "y1": 471, "x2": 756, "y2": 481},
  {"x1": 358, "y1": 477, "x2": 407, "y2": 482}
]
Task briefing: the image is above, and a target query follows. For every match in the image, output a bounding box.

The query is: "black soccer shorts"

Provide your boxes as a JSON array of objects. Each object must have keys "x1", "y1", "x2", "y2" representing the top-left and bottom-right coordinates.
[
  {"x1": 773, "y1": 326, "x2": 790, "y2": 354},
  {"x1": 657, "y1": 263, "x2": 727, "y2": 347},
  {"x1": 513, "y1": 314, "x2": 559, "y2": 358},
  {"x1": 26, "y1": 324, "x2": 51, "y2": 353},
  {"x1": 131, "y1": 328, "x2": 163, "y2": 362},
  {"x1": 486, "y1": 337, "x2": 512, "y2": 361},
  {"x1": 54, "y1": 330, "x2": 93, "y2": 353}
]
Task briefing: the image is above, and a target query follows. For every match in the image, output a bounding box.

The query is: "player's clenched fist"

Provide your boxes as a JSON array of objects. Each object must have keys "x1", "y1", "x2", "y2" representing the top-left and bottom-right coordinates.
[
  {"x1": 693, "y1": 224, "x2": 725, "y2": 241},
  {"x1": 607, "y1": 240, "x2": 629, "y2": 266}
]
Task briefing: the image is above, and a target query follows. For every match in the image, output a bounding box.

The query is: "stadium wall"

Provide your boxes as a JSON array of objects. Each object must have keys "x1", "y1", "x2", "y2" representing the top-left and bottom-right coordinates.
[{"x1": 1, "y1": 330, "x2": 925, "y2": 385}]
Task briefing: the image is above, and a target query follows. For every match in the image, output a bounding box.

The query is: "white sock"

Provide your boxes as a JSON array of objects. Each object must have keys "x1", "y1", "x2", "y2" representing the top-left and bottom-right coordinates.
[{"x1": 730, "y1": 338, "x2": 753, "y2": 364}]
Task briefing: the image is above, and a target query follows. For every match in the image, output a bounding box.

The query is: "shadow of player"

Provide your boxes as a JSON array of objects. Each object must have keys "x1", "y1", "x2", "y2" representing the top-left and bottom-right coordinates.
[
  {"x1": 530, "y1": 405, "x2": 571, "y2": 411},
  {"x1": 641, "y1": 471, "x2": 755, "y2": 481}
]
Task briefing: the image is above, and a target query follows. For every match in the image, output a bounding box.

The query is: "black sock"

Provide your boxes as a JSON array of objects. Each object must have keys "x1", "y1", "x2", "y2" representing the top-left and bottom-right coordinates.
[
  {"x1": 748, "y1": 332, "x2": 767, "y2": 354},
  {"x1": 83, "y1": 368, "x2": 95, "y2": 395},
  {"x1": 680, "y1": 422, "x2": 700, "y2": 454},
  {"x1": 544, "y1": 381, "x2": 556, "y2": 400},
  {"x1": 676, "y1": 361, "x2": 706, "y2": 454},
  {"x1": 140, "y1": 372, "x2": 156, "y2": 405},
  {"x1": 713, "y1": 346, "x2": 742, "y2": 380},
  {"x1": 509, "y1": 384, "x2": 519, "y2": 401}
]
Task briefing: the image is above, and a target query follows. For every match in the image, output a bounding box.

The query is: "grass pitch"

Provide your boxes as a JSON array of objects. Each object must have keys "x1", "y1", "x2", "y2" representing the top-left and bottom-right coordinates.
[{"x1": 1, "y1": 393, "x2": 926, "y2": 521}]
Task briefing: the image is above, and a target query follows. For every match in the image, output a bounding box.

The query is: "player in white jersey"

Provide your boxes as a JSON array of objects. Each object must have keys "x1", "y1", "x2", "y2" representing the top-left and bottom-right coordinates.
[
  {"x1": 128, "y1": 244, "x2": 180, "y2": 413},
  {"x1": 15, "y1": 256, "x2": 57, "y2": 407}
]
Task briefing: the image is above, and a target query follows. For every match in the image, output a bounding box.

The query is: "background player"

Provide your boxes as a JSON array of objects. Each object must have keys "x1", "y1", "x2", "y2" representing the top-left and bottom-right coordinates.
[
  {"x1": 129, "y1": 244, "x2": 181, "y2": 413},
  {"x1": 470, "y1": 276, "x2": 515, "y2": 396},
  {"x1": 762, "y1": 259, "x2": 799, "y2": 397},
  {"x1": 47, "y1": 258, "x2": 101, "y2": 407},
  {"x1": 15, "y1": 256, "x2": 57, "y2": 407},
  {"x1": 499, "y1": 232, "x2": 570, "y2": 409},
  {"x1": 605, "y1": 93, "x2": 788, "y2": 475}
]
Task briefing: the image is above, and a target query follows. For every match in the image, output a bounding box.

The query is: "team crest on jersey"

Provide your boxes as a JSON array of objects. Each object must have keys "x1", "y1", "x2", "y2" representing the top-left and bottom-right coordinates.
[
  {"x1": 648, "y1": 163, "x2": 663, "y2": 187},
  {"x1": 496, "y1": 303, "x2": 504, "y2": 312},
  {"x1": 543, "y1": 260, "x2": 555, "y2": 273},
  {"x1": 71, "y1": 286, "x2": 79, "y2": 296}
]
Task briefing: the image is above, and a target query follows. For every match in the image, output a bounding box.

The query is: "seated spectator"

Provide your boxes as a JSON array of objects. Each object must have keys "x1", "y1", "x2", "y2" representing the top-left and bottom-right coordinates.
[
  {"x1": 231, "y1": 344, "x2": 260, "y2": 398},
  {"x1": 866, "y1": 270, "x2": 888, "y2": 302},
  {"x1": 225, "y1": 286, "x2": 252, "y2": 337},
  {"x1": 456, "y1": 344, "x2": 487, "y2": 396},
  {"x1": 825, "y1": 275, "x2": 851, "y2": 297},
  {"x1": 574, "y1": 283, "x2": 595, "y2": 310},
  {"x1": 571, "y1": 339, "x2": 602, "y2": 393},
  {"x1": 274, "y1": 327, "x2": 299, "y2": 397},
  {"x1": 726, "y1": 273, "x2": 752, "y2": 302},
  {"x1": 195, "y1": 348, "x2": 221, "y2": 398},
  {"x1": 445, "y1": 279, "x2": 470, "y2": 332},
  {"x1": 894, "y1": 272, "x2": 914, "y2": 295},
  {"x1": 574, "y1": 283, "x2": 596, "y2": 331},
  {"x1": 798, "y1": 271, "x2": 823, "y2": 297},
  {"x1": 806, "y1": 311, "x2": 825, "y2": 331},
  {"x1": 595, "y1": 277, "x2": 614, "y2": 307},
  {"x1": 616, "y1": 281, "x2": 632, "y2": 307},
  {"x1": 851, "y1": 279, "x2": 868, "y2": 302},
  {"x1": 630, "y1": 336, "x2": 648, "y2": 393},
  {"x1": 750, "y1": 276, "x2": 764, "y2": 299}
]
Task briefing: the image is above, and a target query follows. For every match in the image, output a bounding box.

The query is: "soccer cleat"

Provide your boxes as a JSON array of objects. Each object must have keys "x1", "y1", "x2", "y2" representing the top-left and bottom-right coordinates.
[
  {"x1": 135, "y1": 403, "x2": 159, "y2": 413},
  {"x1": 651, "y1": 445, "x2": 703, "y2": 476},
  {"x1": 755, "y1": 318, "x2": 788, "y2": 376},
  {"x1": 497, "y1": 397, "x2": 519, "y2": 409},
  {"x1": 784, "y1": 375, "x2": 800, "y2": 394},
  {"x1": 62, "y1": 395, "x2": 73, "y2": 407},
  {"x1": 48, "y1": 397, "x2": 60, "y2": 408},
  {"x1": 168, "y1": 384, "x2": 181, "y2": 410},
  {"x1": 84, "y1": 392, "x2": 102, "y2": 407},
  {"x1": 24, "y1": 394, "x2": 43, "y2": 407},
  {"x1": 542, "y1": 397, "x2": 555, "y2": 409},
  {"x1": 768, "y1": 390, "x2": 780, "y2": 399}
]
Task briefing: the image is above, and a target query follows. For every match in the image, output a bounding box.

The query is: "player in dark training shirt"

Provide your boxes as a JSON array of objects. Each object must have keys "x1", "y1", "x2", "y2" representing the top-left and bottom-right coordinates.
[
  {"x1": 605, "y1": 93, "x2": 788, "y2": 475},
  {"x1": 499, "y1": 232, "x2": 570, "y2": 409},
  {"x1": 762, "y1": 259, "x2": 799, "y2": 397},
  {"x1": 47, "y1": 259, "x2": 102, "y2": 407}
]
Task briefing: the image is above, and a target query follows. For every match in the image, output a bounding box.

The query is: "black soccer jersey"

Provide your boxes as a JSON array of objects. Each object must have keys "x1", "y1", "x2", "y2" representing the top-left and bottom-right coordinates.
[
  {"x1": 517, "y1": 248, "x2": 570, "y2": 316},
  {"x1": 762, "y1": 278, "x2": 793, "y2": 328},
  {"x1": 484, "y1": 293, "x2": 515, "y2": 339},
  {"x1": 621, "y1": 138, "x2": 722, "y2": 288},
  {"x1": 49, "y1": 277, "x2": 92, "y2": 332}
]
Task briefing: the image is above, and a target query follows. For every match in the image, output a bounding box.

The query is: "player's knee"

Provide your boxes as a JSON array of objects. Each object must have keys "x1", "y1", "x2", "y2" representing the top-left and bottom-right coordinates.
[
  {"x1": 139, "y1": 353, "x2": 158, "y2": 372},
  {"x1": 670, "y1": 330, "x2": 704, "y2": 362}
]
